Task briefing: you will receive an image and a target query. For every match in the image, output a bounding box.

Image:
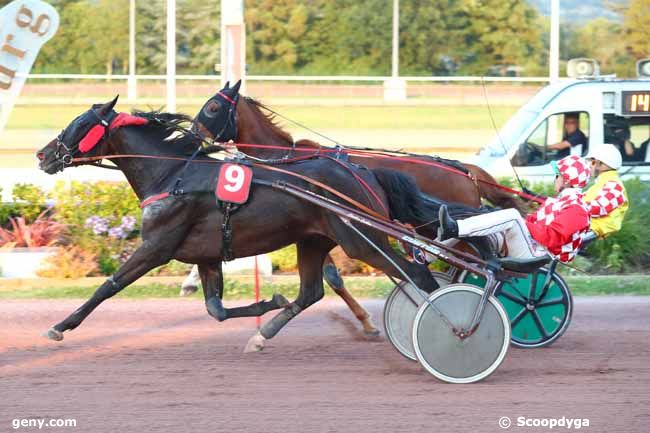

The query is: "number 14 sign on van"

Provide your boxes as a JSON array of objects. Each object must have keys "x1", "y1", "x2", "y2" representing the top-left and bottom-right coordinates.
[
  {"x1": 0, "y1": 1, "x2": 59, "y2": 136},
  {"x1": 216, "y1": 163, "x2": 254, "y2": 204}
]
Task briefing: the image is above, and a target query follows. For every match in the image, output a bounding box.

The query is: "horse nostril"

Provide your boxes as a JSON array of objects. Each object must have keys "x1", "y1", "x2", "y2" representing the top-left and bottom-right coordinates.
[{"x1": 37, "y1": 152, "x2": 45, "y2": 161}]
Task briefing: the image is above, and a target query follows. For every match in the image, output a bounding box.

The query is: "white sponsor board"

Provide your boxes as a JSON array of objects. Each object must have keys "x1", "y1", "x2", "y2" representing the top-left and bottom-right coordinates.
[{"x1": 0, "y1": 0, "x2": 59, "y2": 136}]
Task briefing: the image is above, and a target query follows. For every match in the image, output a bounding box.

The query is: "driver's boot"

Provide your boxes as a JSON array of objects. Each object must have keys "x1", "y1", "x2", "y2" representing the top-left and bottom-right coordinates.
[{"x1": 437, "y1": 205, "x2": 459, "y2": 241}]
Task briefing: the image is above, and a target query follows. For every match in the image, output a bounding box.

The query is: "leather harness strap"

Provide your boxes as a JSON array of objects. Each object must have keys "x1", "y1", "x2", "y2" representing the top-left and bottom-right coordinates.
[
  {"x1": 81, "y1": 154, "x2": 391, "y2": 222},
  {"x1": 140, "y1": 192, "x2": 171, "y2": 208},
  {"x1": 249, "y1": 162, "x2": 390, "y2": 221}
]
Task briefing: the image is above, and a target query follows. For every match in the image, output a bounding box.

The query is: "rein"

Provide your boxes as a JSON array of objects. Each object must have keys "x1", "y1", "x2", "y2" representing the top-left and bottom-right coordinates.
[
  {"x1": 72, "y1": 153, "x2": 390, "y2": 220},
  {"x1": 246, "y1": 101, "x2": 543, "y2": 204},
  {"x1": 222, "y1": 142, "x2": 546, "y2": 204}
]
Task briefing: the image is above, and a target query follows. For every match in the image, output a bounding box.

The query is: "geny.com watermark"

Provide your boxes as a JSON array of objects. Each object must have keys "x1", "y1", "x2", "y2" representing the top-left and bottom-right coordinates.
[
  {"x1": 12, "y1": 418, "x2": 77, "y2": 430},
  {"x1": 499, "y1": 416, "x2": 590, "y2": 429}
]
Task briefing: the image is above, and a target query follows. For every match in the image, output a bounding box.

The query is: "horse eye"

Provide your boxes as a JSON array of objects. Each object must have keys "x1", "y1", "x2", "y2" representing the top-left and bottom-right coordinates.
[{"x1": 202, "y1": 101, "x2": 221, "y2": 118}]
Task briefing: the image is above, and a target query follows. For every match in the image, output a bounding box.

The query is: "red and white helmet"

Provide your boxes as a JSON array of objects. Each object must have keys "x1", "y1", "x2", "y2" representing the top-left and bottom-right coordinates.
[{"x1": 552, "y1": 155, "x2": 591, "y2": 189}]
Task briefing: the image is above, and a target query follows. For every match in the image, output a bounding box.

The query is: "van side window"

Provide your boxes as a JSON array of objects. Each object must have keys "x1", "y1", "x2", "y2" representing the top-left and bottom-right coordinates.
[
  {"x1": 603, "y1": 114, "x2": 650, "y2": 163},
  {"x1": 511, "y1": 112, "x2": 589, "y2": 167}
]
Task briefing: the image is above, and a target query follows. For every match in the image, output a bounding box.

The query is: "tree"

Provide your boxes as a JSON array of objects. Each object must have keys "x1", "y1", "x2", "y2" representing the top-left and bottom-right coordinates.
[
  {"x1": 245, "y1": 0, "x2": 313, "y2": 73},
  {"x1": 573, "y1": 18, "x2": 633, "y2": 77},
  {"x1": 457, "y1": 0, "x2": 545, "y2": 75},
  {"x1": 33, "y1": 0, "x2": 129, "y2": 75},
  {"x1": 177, "y1": 0, "x2": 220, "y2": 74},
  {"x1": 621, "y1": 0, "x2": 650, "y2": 62},
  {"x1": 399, "y1": 0, "x2": 469, "y2": 75},
  {"x1": 136, "y1": 0, "x2": 166, "y2": 74}
]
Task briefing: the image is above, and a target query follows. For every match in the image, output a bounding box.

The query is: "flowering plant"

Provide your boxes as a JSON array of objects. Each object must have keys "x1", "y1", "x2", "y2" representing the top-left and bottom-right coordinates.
[{"x1": 85, "y1": 215, "x2": 137, "y2": 239}]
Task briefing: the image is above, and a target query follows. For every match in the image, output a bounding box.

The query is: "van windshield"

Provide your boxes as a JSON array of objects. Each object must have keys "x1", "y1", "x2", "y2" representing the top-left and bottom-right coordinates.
[
  {"x1": 480, "y1": 83, "x2": 565, "y2": 156},
  {"x1": 482, "y1": 109, "x2": 538, "y2": 156}
]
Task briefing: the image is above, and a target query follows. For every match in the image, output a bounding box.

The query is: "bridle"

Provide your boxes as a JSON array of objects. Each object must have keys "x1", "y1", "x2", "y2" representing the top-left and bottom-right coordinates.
[
  {"x1": 215, "y1": 94, "x2": 299, "y2": 164},
  {"x1": 54, "y1": 108, "x2": 118, "y2": 171},
  {"x1": 197, "y1": 91, "x2": 239, "y2": 144}
]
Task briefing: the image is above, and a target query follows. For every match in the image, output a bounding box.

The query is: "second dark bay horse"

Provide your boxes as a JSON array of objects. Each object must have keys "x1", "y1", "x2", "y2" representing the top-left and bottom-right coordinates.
[{"x1": 190, "y1": 80, "x2": 521, "y2": 334}]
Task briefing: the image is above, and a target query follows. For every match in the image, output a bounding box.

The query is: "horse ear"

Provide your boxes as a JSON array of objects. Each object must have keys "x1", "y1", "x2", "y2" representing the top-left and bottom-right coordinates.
[
  {"x1": 224, "y1": 81, "x2": 230, "y2": 89},
  {"x1": 231, "y1": 79, "x2": 242, "y2": 94},
  {"x1": 100, "y1": 95, "x2": 119, "y2": 115}
]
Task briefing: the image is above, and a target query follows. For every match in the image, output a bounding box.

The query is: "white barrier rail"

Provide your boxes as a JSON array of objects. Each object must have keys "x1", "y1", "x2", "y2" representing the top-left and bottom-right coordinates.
[{"x1": 19, "y1": 73, "x2": 550, "y2": 83}]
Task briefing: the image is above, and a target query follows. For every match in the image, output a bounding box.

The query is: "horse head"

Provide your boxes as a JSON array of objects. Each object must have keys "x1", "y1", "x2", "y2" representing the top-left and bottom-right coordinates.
[
  {"x1": 193, "y1": 79, "x2": 241, "y2": 142},
  {"x1": 37, "y1": 96, "x2": 122, "y2": 174}
]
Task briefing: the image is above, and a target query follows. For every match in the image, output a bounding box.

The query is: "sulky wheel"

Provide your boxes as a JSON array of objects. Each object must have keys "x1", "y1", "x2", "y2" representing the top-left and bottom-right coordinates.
[
  {"x1": 383, "y1": 272, "x2": 452, "y2": 361},
  {"x1": 461, "y1": 268, "x2": 573, "y2": 348},
  {"x1": 412, "y1": 284, "x2": 510, "y2": 384},
  {"x1": 495, "y1": 268, "x2": 573, "y2": 348}
]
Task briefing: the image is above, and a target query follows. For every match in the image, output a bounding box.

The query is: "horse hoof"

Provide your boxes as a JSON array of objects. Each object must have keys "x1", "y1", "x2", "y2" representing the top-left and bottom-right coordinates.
[
  {"x1": 362, "y1": 318, "x2": 381, "y2": 337},
  {"x1": 272, "y1": 293, "x2": 290, "y2": 308},
  {"x1": 244, "y1": 333, "x2": 265, "y2": 353},
  {"x1": 43, "y1": 327, "x2": 63, "y2": 341},
  {"x1": 364, "y1": 327, "x2": 381, "y2": 337},
  {"x1": 179, "y1": 285, "x2": 199, "y2": 297}
]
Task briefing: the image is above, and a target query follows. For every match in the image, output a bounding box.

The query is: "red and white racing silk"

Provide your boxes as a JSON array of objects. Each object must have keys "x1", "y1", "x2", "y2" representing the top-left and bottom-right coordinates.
[
  {"x1": 525, "y1": 188, "x2": 591, "y2": 262},
  {"x1": 588, "y1": 180, "x2": 627, "y2": 217}
]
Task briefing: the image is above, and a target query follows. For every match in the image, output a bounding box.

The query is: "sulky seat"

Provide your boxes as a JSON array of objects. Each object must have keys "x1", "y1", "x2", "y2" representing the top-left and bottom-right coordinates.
[{"x1": 497, "y1": 255, "x2": 552, "y2": 274}]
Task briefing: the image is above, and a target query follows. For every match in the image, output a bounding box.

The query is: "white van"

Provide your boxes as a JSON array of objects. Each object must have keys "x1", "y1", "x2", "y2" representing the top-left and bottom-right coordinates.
[{"x1": 471, "y1": 78, "x2": 650, "y2": 182}]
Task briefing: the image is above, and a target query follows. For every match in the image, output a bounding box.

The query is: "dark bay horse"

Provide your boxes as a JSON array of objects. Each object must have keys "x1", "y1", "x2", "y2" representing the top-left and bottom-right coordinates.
[
  {"x1": 36, "y1": 97, "x2": 445, "y2": 352},
  {"x1": 191, "y1": 80, "x2": 521, "y2": 334}
]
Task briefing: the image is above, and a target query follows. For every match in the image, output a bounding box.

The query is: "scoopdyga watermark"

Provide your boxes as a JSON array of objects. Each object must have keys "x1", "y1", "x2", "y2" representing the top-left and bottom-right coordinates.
[{"x1": 499, "y1": 416, "x2": 590, "y2": 429}]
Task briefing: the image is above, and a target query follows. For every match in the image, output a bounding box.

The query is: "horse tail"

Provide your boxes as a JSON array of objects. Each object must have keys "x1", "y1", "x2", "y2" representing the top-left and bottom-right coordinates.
[
  {"x1": 465, "y1": 164, "x2": 527, "y2": 214},
  {"x1": 371, "y1": 168, "x2": 479, "y2": 226}
]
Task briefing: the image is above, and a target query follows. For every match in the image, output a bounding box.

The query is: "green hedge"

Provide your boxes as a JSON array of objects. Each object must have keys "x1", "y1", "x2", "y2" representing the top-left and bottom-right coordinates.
[{"x1": 0, "y1": 184, "x2": 49, "y2": 226}]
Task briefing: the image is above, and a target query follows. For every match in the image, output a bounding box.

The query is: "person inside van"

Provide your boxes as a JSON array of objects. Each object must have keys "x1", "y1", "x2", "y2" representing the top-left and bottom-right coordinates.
[
  {"x1": 548, "y1": 112, "x2": 588, "y2": 159},
  {"x1": 604, "y1": 120, "x2": 637, "y2": 162}
]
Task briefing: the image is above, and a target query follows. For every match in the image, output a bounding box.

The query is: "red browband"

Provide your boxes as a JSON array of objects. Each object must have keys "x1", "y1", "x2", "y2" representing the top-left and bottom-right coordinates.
[{"x1": 217, "y1": 91, "x2": 236, "y2": 105}]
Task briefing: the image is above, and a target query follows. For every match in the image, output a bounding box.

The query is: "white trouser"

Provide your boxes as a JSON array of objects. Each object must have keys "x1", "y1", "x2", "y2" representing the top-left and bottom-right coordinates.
[{"x1": 457, "y1": 208, "x2": 547, "y2": 259}]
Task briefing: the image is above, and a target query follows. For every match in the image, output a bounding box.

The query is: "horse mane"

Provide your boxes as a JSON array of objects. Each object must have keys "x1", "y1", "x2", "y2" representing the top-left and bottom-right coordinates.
[
  {"x1": 126, "y1": 110, "x2": 206, "y2": 156},
  {"x1": 244, "y1": 97, "x2": 295, "y2": 145}
]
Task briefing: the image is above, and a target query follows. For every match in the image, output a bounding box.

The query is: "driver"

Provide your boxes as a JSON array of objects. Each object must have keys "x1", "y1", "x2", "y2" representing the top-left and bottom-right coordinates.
[
  {"x1": 438, "y1": 155, "x2": 591, "y2": 263},
  {"x1": 548, "y1": 113, "x2": 588, "y2": 158},
  {"x1": 584, "y1": 143, "x2": 629, "y2": 239}
]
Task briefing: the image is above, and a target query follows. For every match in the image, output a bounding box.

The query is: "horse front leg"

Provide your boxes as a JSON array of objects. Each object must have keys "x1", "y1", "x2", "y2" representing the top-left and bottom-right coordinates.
[
  {"x1": 201, "y1": 262, "x2": 289, "y2": 322},
  {"x1": 44, "y1": 240, "x2": 174, "y2": 341},
  {"x1": 244, "y1": 237, "x2": 332, "y2": 353}
]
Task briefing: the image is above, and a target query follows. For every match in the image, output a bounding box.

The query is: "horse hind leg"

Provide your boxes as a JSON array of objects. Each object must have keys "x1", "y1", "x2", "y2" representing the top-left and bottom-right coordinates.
[{"x1": 323, "y1": 254, "x2": 379, "y2": 336}]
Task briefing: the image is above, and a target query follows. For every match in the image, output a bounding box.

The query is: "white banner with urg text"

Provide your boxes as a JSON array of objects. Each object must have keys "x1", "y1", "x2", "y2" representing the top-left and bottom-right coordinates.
[{"x1": 0, "y1": 0, "x2": 59, "y2": 136}]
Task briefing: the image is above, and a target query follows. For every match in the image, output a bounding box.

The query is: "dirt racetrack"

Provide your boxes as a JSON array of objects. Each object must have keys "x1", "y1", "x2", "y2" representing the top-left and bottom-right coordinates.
[{"x1": 1, "y1": 297, "x2": 649, "y2": 433}]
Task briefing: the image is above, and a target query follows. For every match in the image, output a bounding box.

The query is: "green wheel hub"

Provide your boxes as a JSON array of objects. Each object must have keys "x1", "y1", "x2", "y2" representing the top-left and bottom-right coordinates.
[{"x1": 462, "y1": 268, "x2": 572, "y2": 348}]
